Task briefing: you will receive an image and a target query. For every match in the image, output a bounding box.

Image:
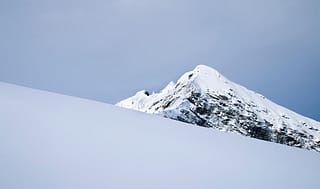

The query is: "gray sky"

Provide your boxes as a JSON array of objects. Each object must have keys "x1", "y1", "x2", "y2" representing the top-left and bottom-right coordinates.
[{"x1": 0, "y1": 0, "x2": 319, "y2": 120}]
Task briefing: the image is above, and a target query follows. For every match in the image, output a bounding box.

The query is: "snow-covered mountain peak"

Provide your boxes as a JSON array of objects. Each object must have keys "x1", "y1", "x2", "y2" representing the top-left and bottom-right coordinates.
[
  {"x1": 193, "y1": 64, "x2": 224, "y2": 80},
  {"x1": 192, "y1": 64, "x2": 223, "y2": 80},
  {"x1": 117, "y1": 65, "x2": 320, "y2": 152},
  {"x1": 175, "y1": 64, "x2": 229, "y2": 92}
]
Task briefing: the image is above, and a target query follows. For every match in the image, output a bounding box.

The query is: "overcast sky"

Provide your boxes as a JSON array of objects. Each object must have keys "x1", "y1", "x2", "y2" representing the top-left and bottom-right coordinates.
[{"x1": 0, "y1": 0, "x2": 319, "y2": 121}]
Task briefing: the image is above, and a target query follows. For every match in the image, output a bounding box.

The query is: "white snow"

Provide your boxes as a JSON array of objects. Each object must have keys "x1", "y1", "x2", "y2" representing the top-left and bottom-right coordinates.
[
  {"x1": 1, "y1": 82, "x2": 320, "y2": 189},
  {"x1": 117, "y1": 65, "x2": 320, "y2": 146}
]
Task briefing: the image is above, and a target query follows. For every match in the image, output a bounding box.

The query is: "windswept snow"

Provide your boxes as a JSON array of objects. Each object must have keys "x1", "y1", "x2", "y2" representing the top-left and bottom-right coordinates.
[
  {"x1": 0, "y1": 82, "x2": 320, "y2": 189},
  {"x1": 117, "y1": 65, "x2": 320, "y2": 151}
]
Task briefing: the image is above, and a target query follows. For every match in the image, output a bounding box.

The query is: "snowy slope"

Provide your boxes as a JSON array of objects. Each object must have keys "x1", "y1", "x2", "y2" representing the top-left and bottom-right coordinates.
[
  {"x1": 117, "y1": 65, "x2": 320, "y2": 152},
  {"x1": 1, "y1": 82, "x2": 320, "y2": 189}
]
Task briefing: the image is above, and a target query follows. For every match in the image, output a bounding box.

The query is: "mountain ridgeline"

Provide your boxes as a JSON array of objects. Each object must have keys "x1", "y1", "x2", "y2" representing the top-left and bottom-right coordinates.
[{"x1": 117, "y1": 65, "x2": 320, "y2": 152}]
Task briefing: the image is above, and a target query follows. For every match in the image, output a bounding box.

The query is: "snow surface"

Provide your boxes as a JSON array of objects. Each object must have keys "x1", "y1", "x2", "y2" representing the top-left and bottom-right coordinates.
[
  {"x1": 117, "y1": 65, "x2": 320, "y2": 151},
  {"x1": 1, "y1": 82, "x2": 320, "y2": 189}
]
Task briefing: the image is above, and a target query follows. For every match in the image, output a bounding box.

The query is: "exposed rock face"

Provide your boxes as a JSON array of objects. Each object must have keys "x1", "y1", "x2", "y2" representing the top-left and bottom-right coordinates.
[{"x1": 117, "y1": 65, "x2": 320, "y2": 152}]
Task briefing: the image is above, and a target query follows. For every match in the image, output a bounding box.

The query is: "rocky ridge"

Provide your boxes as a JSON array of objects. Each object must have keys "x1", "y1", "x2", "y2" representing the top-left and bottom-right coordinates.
[{"x1": 117, "y1": 65, "x2": 320, "y2": 152}]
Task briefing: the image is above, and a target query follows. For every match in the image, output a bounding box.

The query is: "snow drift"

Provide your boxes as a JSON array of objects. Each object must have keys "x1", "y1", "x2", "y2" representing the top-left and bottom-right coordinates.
[{"x1": 1, "y1": 82, "x2": 320, "y2": 189}]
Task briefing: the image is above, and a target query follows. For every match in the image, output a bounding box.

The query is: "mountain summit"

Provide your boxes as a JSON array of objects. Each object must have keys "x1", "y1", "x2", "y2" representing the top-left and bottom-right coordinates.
[{"x1": 117, "y1": 65, "x2": 320, "y2": 152}]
